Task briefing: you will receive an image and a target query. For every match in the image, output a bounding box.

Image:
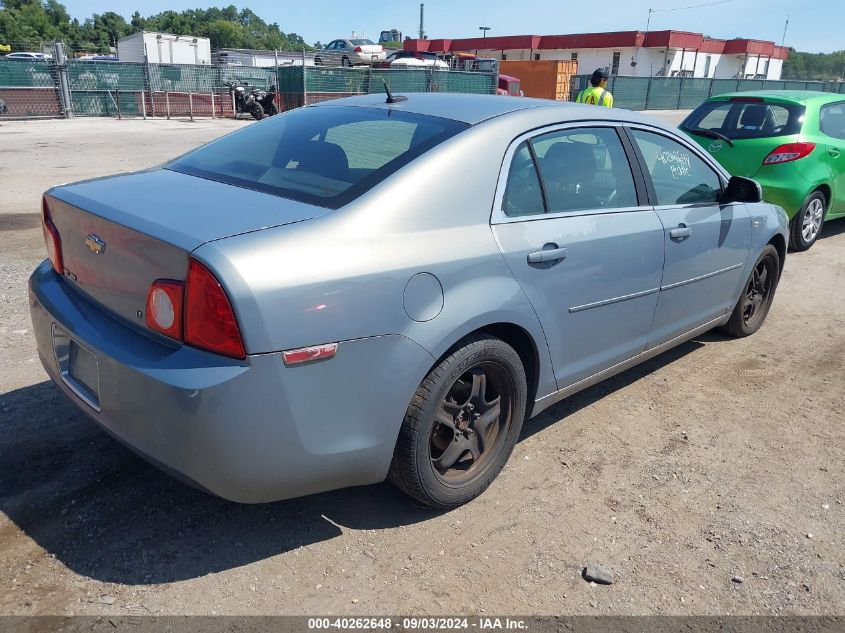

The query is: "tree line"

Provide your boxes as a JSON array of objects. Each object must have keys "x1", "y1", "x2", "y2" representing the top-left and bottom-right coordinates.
[
  {"x1": 782, "y1": 48, "x2": 845, "y2": 81},
  {"x1": 0, "y1": 0, "x2": 314, "y2": 54}
]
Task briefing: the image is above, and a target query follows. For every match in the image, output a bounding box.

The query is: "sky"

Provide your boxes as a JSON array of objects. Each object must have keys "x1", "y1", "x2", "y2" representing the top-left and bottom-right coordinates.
[{"x1": 58, "y1": 0, "x2": 842, "y2": 54}]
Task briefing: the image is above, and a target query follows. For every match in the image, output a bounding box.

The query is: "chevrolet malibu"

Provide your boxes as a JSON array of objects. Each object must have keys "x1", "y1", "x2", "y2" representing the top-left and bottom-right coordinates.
[{"x1": 30, "y1": 94, "x2": 788, "y2": 509}]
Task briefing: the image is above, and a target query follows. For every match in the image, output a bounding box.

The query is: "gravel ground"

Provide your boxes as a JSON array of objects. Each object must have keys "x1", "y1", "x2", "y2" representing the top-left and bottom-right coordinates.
[{"x1": 0, "y1": 113, "x2": 843, "y2": 616}]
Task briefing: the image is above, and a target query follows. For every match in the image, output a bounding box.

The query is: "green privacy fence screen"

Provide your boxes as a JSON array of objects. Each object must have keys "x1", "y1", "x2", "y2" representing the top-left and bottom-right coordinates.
[
  {"x1": 6, "y1": 57, "x2": 845, "y2": 119},
  {"x1": 0, "y1": 59, "x2": 497, "y2": 118},
  {"x1": 569, "y1": 74, "x2": 845, "y2": 111}
]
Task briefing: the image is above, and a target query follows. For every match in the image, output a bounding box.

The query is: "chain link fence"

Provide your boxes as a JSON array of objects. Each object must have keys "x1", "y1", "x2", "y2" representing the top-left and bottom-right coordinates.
[
  {"x1": 569, "y1": 74, "x2": 845, "y2": 110},
  {"x1": 0, "y1": 57, "x2": 497, "y2": 120},
  {"x1": 0, "y1": 59, "x2": 62, "y2": 117}
]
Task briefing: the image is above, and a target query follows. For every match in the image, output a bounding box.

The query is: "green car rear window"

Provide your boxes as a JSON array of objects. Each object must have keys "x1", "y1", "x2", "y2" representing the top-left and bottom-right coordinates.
[
  {"x1": 682, "y1": 100, "x2": 805, "y2": 140},
  {"x1": 167, "y1": 106, "x2": 468, "y2": 209}
]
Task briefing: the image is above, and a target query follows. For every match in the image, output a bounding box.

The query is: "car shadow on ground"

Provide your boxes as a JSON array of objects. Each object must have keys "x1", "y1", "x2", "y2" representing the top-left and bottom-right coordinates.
[
  {"x1": 0, "y1": 338, "x2": 706, "y2": 586},
  {"x1": 818, "y1": 218, "x2": 845, "y2": 242}
]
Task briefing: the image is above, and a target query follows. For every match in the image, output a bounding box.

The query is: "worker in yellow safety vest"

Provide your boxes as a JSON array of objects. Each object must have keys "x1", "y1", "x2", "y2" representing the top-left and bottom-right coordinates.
[{"x1": 576, "y1": 68, "x2": 614, "y2": 108}]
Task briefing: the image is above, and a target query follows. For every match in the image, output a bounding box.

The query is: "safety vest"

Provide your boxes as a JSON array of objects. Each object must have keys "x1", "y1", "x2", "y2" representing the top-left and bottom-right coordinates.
[{"x1": 576, "y1": 86, "x2": 614, "y2": 108}]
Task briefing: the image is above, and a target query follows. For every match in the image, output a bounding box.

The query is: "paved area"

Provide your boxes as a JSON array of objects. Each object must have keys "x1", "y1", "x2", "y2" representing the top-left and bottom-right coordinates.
[{"x1": 0, "y1": 112, "x2": 842, "y2": 616}]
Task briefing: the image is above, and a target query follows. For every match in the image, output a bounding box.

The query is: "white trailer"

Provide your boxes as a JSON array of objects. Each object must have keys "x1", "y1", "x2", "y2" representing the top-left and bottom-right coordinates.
[{"x1": 117, "y1": 32, "x2": 212, "y2": 65}]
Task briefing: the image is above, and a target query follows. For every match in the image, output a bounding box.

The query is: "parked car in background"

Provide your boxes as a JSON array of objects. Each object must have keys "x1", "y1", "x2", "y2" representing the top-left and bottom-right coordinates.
[
  {"x1": 377, "y1": 50, "x2": 448, "y2": 69},
  {"x1": 30, "y1": 94, "x2": 787, "y2": 509},
  {"x1": 681, "y1": 91, "x2": 845, "y2": 251},
  {"x1": 314, "y1": 39, "x2": 386, "y2": 67},
  {"x1": 3, "y1": 52, "x2": 48, "y2": 60}
]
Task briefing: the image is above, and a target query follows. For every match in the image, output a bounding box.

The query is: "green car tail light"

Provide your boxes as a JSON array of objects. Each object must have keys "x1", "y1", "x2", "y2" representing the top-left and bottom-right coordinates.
[{"x1": 763, "y1": 142, "x2": 816, "y2": 166}]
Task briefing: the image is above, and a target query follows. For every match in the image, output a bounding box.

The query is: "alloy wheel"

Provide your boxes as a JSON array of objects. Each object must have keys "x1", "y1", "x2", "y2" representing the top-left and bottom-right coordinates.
[
  {"x1": 741, "y1": 257, "x2": 775, "y2": 327},
  {"x1": 801, "y1": 198, "x2": 824, "y2": 243},
  {"x1": 430, "y1": 364, "x2": 512, "y2": 485}
]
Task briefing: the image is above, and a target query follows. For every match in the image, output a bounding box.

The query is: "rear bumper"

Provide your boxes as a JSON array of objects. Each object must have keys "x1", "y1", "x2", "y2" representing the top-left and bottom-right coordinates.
[{"x1": 29, "y1": 260, "x2": 432, "y2": 503}]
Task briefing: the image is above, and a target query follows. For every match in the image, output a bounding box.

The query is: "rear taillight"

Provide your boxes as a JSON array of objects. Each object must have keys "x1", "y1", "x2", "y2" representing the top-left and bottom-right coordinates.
[
  {"x1": 41, "y1": 197, "x2": 63, "y2": 274},
  {"x1": 763, "y1": 142, "x2": 816, "y2": 165},
  {"x1": 354, "y1": 46, "x2": 363, "y2": 53},
  {"x1": 184, "y1": 259, "x2": 245, "y2": 359},
  {"x1": 145, "y1": 280, "x2": 183, "y2": 339}
]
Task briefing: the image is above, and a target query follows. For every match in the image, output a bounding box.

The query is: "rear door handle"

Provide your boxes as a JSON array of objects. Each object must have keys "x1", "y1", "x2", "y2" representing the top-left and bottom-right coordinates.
[
  {"x1": 527, "y1": 245, "x2": 568, "y2": 264},
  {"x1": 669, "y1": 226, "x2": 692, "y2": 240}
]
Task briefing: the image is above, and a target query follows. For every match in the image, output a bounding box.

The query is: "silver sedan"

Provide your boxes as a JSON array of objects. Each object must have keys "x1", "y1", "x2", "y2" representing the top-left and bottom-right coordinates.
[
  {"x1": 29, "y1": 94, "x2": 788, "y2": 508},
  {"x1": 314, "y1": 38, "x2": 386, "y2": 67}
]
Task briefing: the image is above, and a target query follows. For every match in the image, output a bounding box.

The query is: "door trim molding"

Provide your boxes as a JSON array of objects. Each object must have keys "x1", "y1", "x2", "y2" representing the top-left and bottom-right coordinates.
[
  {"x1": 569, "y1": 287, "x2": 659, "y2": 313},
  {"x1": 660, "y1": 262, "x2": 744, "y2": 292},
  {"x1": 531, "y1": 313, "x2": 729, "y2": 417}
]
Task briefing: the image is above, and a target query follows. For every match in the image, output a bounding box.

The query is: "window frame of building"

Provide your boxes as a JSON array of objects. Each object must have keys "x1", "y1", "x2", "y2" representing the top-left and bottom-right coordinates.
[{"x1": 611, "y1": 51, "x2": 621, "y2": 75}]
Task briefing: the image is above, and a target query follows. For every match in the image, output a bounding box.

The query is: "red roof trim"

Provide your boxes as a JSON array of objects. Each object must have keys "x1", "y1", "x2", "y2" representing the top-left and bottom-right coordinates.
[{"x1": 403, "y1": 30, "x2": 780, "y2": 55}]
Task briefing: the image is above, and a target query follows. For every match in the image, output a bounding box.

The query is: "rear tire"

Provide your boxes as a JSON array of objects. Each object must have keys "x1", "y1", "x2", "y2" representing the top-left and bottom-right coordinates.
[
  {"x1": 789, "y1": 190, "x2": 826, "y2": 251},
  {"x1": 720, "y1": 245, "x2": 780, "y2": 337},
  {"x1": 389, "y1": 335, "x2": 527, "y2": 510},
  {"x1": 341, "y1": 56, "x2": 351, "y2": 67},
  {"x1": 266, "y1": 102, "x2": 279, "y2": 116}
]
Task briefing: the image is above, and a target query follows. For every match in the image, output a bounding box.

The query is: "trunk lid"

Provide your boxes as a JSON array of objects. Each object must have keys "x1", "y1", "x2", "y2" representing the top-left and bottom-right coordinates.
[{"x1": 46, "y1": 168, "x2": 327, "y2": 332}]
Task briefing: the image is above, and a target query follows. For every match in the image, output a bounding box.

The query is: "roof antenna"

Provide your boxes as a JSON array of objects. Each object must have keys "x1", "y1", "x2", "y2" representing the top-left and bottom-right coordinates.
[{"x1": 382, "y1": 78, "x2": 407, "y2": 104}]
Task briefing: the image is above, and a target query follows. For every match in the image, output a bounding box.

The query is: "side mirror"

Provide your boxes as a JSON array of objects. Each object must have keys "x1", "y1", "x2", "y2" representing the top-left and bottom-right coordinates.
[{"x1": 722, "y1": 175, "x2": 762, "y2": 204}]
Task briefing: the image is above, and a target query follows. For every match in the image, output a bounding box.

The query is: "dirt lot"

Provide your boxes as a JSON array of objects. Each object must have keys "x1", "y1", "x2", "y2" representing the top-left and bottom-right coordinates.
[{"x1": 0, "y1": 114, "x2": 843, "y2": 617}]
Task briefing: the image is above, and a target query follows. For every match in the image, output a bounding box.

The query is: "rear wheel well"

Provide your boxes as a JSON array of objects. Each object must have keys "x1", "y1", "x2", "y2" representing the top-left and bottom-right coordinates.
[
  {"x1": 437, "y1": 323, "x2": 540, "y2": 417},
  {"x1": 813, "y1": 184, "x2": 831, "y2": 207}
]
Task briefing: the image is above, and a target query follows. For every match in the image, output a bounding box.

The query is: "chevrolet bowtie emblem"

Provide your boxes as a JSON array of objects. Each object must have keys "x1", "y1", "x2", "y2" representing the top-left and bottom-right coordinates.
[{"x1": 86, "y1": 234, "x2": 106, "y2": 255}]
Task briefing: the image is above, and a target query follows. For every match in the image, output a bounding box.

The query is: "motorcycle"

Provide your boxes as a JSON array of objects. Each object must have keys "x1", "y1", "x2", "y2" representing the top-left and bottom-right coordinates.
[{"x1": 228, "y1": 81, "x2": 279, "y2": 120}]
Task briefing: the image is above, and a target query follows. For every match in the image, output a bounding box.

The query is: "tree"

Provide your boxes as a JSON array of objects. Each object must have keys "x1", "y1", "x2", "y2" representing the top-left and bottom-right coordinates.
[{"x1": 201, "y1": 19, "x2": 242, "y2": 49}]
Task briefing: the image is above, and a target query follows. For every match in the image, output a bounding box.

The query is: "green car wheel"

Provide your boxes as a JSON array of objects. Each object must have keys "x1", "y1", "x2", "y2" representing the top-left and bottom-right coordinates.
[{"x1": 789, "y1": 190, "x2": 827, "y2": 251}]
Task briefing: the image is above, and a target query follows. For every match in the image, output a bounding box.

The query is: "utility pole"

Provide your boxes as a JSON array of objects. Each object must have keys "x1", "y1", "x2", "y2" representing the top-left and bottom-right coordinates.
[{"x1": 479, "y1": 26, "x2": 491, "y2": 39}]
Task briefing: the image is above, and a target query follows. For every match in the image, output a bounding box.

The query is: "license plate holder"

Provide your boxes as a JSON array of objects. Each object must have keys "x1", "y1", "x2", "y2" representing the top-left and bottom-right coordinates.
[{"x1": 52, "y1": 325, "x2": 101, "y2": 411}]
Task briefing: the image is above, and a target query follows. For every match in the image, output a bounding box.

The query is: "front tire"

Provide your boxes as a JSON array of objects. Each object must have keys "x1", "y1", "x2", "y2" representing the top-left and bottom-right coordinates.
[
  {"x1": 389, "y1": 335, "x2": 527, "y2": 509},
  {"x1": 720, "y1": 245, "x2": 780, "y2": 337},
  {"x1": 789, "y1": 190, "x2": 827, "y2": 251}
]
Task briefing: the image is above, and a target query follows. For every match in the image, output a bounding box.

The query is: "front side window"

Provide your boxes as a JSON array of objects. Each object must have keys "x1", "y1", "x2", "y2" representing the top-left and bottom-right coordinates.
[
  {"x1": 820, "y1": 102, "x2": 845, "y2": 140},
  {"x1": 631, "y1": 129, "x2": 722, "y2": 206},
  {"x1": 532, "y1": 127, "x2": 638, "y2": 213},
  {"x1": 168, "y1": 106, "x2": 468, "y2": 209}
]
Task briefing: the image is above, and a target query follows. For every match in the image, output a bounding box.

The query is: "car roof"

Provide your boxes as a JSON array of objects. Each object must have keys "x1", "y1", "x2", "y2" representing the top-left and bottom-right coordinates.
[
  {"x1": 311, "y1": 92, "x2": 670, "y2": 127},
  {"x1": 711, "y1": 90, "x2": 845, "y2": 105}
]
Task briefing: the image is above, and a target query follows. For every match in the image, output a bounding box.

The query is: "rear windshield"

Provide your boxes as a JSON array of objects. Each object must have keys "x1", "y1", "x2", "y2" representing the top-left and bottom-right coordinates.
[
  {"x1": 350, "y1": 39, "x2": 375, "y2": 46},
  {"x1": 167, "y1": 106, "x2": 468, "y2": 209},
  {"x1": 681, "y1": 99, "x2": 805, "y2": 140}
]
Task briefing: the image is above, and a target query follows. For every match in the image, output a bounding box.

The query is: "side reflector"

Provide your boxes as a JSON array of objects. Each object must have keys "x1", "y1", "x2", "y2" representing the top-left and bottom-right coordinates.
[
  {"x1": 145, "y1": 280, "x2": 184, "y2": 339},
  {"x1": 282, "y1": 343, "x2": 338, "y2": 366},
  {"x1": 41, "y1": 197, "x2": 63, "y2": 275}
]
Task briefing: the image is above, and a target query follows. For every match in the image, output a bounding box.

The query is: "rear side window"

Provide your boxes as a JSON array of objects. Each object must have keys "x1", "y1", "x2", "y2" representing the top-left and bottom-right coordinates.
[
  {"x1": 682, "y1": 100, "x2": 805, "y2": 139},
  {"x1": 502, "y1": 142, "x2": 545, "y2": 217},
  {"x1": 167, "y1": 106, "x2": 468, "y2": 209},
  {"x1": 820, "y1": 102, "x2": 845, "y2": 140},
  {"x1": 632, "y1": 129, "x2": 722, "y2": 205}
]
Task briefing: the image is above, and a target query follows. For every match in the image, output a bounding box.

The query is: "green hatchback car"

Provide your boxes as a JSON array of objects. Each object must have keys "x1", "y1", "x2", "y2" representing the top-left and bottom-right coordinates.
[{"x1": 681, "y1": 91, "x2": 845, "y2": 250}]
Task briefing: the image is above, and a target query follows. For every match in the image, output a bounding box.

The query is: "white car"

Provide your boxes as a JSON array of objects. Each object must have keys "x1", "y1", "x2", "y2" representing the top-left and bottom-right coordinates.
[
  {"x1": 314, "y1": 39, "x2": 386, "y2": 67},
  {"x1": 3, "y1": 52, "x2": 49, "y2": 60},
  {"x1": 388, "y1": 52, "x2": 448, "y2": 70}
]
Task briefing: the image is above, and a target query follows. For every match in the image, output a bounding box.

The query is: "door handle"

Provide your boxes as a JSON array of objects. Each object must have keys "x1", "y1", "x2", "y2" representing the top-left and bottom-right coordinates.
[
  {"x1": 829, "y1": 148, "x2": 841, "y2": 158},
  {"x1": 669, "y1": 225, "x2": 692, "y2": 240},
  {"x1": 527, "y1": 244, "x2": 568, "y2": 264}
]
